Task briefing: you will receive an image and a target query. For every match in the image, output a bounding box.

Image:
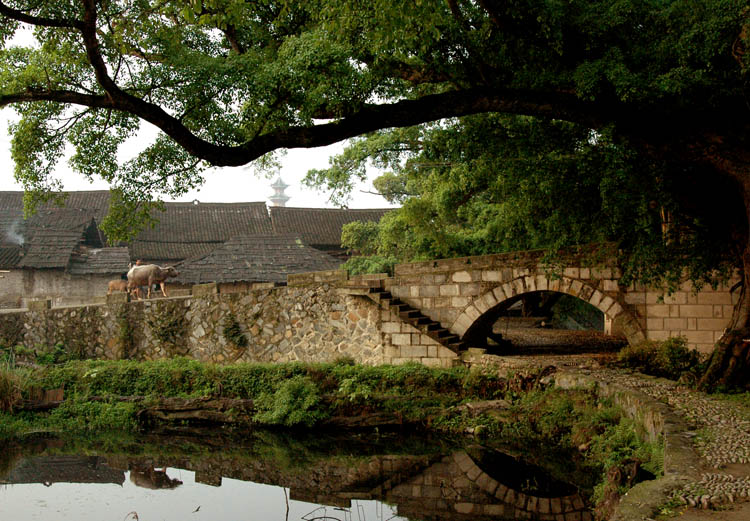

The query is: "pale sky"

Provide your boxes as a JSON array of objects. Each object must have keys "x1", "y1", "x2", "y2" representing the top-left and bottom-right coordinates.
[{"x1": 0, "y1": 110, "x2": 391, "y2": 209}]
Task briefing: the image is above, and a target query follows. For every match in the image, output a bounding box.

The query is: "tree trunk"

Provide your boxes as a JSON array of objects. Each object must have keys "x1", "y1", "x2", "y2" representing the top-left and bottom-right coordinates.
[{"x1": 698, "y1": 179, "x2": 750, "y2": 391}]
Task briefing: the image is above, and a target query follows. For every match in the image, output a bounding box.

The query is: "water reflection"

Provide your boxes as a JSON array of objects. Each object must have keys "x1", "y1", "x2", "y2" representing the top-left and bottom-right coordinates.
[{"x1": 0, "y1": 430, "x2": 593, "y2": 521}]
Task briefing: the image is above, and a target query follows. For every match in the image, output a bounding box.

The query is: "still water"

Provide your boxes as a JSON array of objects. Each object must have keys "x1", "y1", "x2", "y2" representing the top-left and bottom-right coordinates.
[{"x1": 0, "y1": 429, "x2": 592, "y2": 521}]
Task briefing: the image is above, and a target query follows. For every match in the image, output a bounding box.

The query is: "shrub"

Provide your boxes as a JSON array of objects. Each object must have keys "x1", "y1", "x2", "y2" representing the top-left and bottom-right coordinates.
[
  {"x1": 254, "y1": 375, "x2": 328, "y2": 427},
  {"x1": 617, "y1": 337, "x2": 703, "y2": 381},
  {"x1": 223, "y1": 313, "x2": 248, "y2": 348},
  {"x1": 0, "y1": 369, "x2": 22, "y2": 412}
]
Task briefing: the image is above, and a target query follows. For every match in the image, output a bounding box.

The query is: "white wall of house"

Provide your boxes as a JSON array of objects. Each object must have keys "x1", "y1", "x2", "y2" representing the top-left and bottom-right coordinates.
[{"x1": 0, "y1": 269, "x2": 115, "y2": 309}]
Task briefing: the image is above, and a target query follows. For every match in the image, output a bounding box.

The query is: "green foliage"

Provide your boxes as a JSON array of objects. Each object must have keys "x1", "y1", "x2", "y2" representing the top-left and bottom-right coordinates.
[
  {"x1": 310, "y1": 113, "x2": 741, "y2": 293},
  {"x1": 0, "y1": 368, "x2": 21, "y2": 413},
  {"x1": 341, "y1": 255, "x2": 397, "y2": 276},
  {"x1": 47, "y1": 397, "x2": 138, "y2": 433},
  {"x1": 617, "y1": 337, "x2": 705, "y2": 381},
  {"x1": 146, "y1": 301, "x2": 188, "y2": 356},
  {"x1": 35, "y1": 343, "x2": 75, "y2": 365},
  {"x1": 254, "y1": 375, "x2": 328, "y2": 427},
  {"x1": 222, "y1": 313, "x2": 248, "y2": 349},
  {"x1": 116, "y1": 306, "x2": 136, "y2": 360}
]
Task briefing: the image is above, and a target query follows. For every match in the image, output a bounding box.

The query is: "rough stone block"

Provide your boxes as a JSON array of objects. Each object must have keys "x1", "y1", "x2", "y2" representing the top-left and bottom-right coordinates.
[
  {"x1": 466, "y1": 465, "x2": 482, "y2": 481},
  {"x1": 599, "y1": 296, "x2": 614, "y2": 313},
  {"x1": 563, "y1": 267, "x2": 579, "y2": 278},
  {"x1": 492, "y1": 286, "x2": 508, "y2": 302},
  {"x1": 697, "y1": 291, "x2": 733, "y2": 305},
  {"x1": 391, "y1": 333, "x2": 412, "y2": 345},
  {"x1": 192, "y1": 283, "x2": 218, "y2": 296},
  {"x1": 384, "y1": 345, "x2": 400, "y2": 358},
  {"x1": 464, "y1": 305, "x2": 481, "y2": 322},
  {"x1": 452, "y1": 271, "x2": 472, "y2": 283},
  {"x1": 28, "y1": 298, "x2": 51, "y2": 311},
  {"x1": 438, "y1": 346, "x2": 457, "y2": 358},
  {"x1": 476, "y1": 472, "x2": 499, "y2": 495},
  {"x1": 663, "y1": 317, "x2": 687, "y2": 330},
  {"x1": 454, "y1": 503, "x2": 474, "y2": 514},
  {"x1": 608, "y1": 302, "x2": 622, "y2": 317},
  {"x1": 535, "y1": 275, "x2": 549, "y2": 291},
  {"x1": 420, "y1": 285, "x2": 440, "y2": 298},
  {"x1": 679, "y1": 304, "x2": 714, "y2": 317},
  {"x1": 647, "y1": 330, "x2": 670, "y2": 341},
  {"x1": 569, "y1": 279, "x2": 583, "y2": 296},
  {"x1": 106, "y1": 292, "x2": 128, "y2": 304},
  {"x1": 421, "y1": 357, "x2": 442, "y2": 367},
  {"x1": 452, "y1": 297, "x2": 470, "y2": 308},
  {"x1": 624, "y1": 291, "x2": 646, "y2": 305},
  {"x1": 459, "y1": 282, "x2": 481, "y2": 297},
  {"x1": 482, "y1": 270, "x2": 501, "y2": 282},
  {"x1": 401, "y1": 345, "x2": 427, "y2": 357},
  {"x1": 647, "y1": 318, "x2": 664, "y2": 330},
  {"x1": 382, "y1": 321, "x2": 402, "y2": 333},
  {"x1": 439, "y1": 284, "x2": 460, "y2": 297},
  {"x1": 681, "y1": 330, "x2": 716, "y2": 344},
  {"x1": 646, "y1": 304, "x2": 670, "y2": 317}
]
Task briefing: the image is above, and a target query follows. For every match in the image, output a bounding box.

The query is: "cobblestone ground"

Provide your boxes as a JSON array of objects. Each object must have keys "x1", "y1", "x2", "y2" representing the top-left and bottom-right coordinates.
[{"x1": 481, "y1": 353, "x2": 750, "y2": 513}]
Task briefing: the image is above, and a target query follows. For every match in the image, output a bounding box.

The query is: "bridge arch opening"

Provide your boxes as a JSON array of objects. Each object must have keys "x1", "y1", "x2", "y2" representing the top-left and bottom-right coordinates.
[{"x1": 452, "y1": 276, "x2": 644, "y2": 354}]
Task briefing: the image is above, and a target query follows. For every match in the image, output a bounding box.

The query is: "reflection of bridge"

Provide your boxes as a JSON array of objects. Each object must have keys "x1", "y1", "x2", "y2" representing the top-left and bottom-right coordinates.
[
  {"x1": 109, "y1": 448, "x2": 594, "y2": 521},
  {"x1": 340, "y1": 250, "x2": 737, "y2": 363}
]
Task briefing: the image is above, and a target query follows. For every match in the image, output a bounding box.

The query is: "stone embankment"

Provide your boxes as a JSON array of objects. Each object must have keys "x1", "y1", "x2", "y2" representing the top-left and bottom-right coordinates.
[{"x1": 471, "y1": 353, "x2": 750, "y2": 520}]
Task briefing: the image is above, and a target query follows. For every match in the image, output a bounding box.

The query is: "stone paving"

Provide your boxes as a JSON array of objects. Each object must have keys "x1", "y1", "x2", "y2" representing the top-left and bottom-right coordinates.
[
  {"x1": 483, "y1": 353, "x2": 750, "y2": 512},
  {"x1": 590, "y1": 368, "x2": 750, "y2": 510}
]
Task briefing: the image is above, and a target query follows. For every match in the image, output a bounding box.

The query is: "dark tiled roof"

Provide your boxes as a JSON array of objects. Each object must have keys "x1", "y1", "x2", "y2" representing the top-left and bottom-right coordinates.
[
  {"x1": 135, "y1": 202, "x2": 272, "y2": 242},
  {"x1": 17, "y1": 229, "x2": 82, "y2": 269},
  {"x1": 68, "y1": 247, "x2": 131, "y2": 275},
  {"x1": 128, "y1": 241, "x2": 222, "y2": 264},
  {"x1": 174, "y1": 235, "x2": 343, "y2": 284},
  {"x1": 129, "y1": 202, "x2": 273, "y2": 263},
  {"x1": 0, "y1": 191, "x2": 110, "y2": 222},
  {"x1": 0, "y1": 246, "x2": 22, "y2": 269},
  {"x1": 270, "y1": 207, "x2": 391, "y2": 248}
]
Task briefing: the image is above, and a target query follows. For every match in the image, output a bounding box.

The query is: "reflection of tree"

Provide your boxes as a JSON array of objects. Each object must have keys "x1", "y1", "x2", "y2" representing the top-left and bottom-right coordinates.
[
  {"x1": 129, "y1": 466, "x2": 182, "y2": 490},
  {"x1": 0, "y1": 445, "x2": 23, "y2": 482}
]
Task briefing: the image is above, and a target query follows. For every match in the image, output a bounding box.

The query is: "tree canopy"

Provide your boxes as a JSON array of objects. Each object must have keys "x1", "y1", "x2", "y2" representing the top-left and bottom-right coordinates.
[
  {"x1": 313, "y1": 114, "x2": 741, "y2": 290},
  {"x1": 1, "y1": 0, "x2": 748, "y2": 238}
]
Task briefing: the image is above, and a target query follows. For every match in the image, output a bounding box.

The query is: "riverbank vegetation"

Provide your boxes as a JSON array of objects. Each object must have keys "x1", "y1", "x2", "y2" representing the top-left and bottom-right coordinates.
[{"x1": 0, "y1": 356, "x2": 661, "y2": 515}]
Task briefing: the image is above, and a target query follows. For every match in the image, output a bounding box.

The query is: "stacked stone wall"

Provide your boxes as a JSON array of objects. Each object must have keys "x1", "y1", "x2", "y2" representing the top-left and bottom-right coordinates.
[{"x1": 0, "y1": 283, "x2": 388, "y2": 365}]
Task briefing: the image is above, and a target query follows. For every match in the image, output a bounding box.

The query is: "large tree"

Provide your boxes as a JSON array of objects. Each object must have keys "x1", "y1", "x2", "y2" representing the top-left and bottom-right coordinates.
[{"x1": 1, "y1": 0, "x2": 748, "y2": 386}]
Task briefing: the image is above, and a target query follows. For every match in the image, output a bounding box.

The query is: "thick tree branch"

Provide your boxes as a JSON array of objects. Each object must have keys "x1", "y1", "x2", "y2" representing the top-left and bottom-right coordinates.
[
  {"x1": 0, "y1": 1, "x2": 83, "y2": 29},
  {"x1": 0, "y1": 89, "x2": 112, "y2": 108}
]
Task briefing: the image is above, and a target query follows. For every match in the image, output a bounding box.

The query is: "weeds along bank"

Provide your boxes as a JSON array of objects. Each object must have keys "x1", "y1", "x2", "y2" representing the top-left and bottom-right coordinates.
[{"x1": 0, "y1": 357, "x2": 662, "y2": 520}]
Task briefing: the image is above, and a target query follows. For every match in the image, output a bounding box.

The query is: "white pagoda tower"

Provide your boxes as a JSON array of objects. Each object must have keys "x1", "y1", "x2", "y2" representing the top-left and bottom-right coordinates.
[{"x1": 269, "y1": 176, "x2": 290, "y2": 207}]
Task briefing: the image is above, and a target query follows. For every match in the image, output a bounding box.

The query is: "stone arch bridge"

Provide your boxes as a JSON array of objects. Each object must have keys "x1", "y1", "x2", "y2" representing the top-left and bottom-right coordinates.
[{"x1": 333, "y1": 249, "x2": 737, "y2": 365}]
